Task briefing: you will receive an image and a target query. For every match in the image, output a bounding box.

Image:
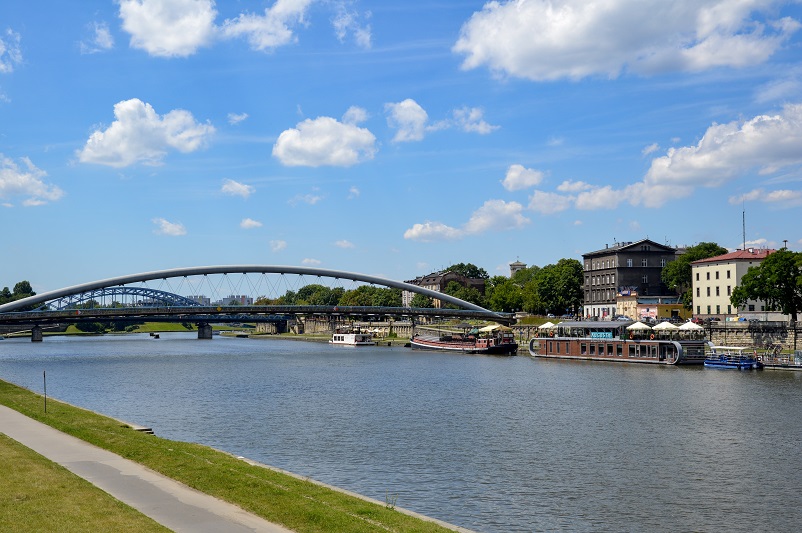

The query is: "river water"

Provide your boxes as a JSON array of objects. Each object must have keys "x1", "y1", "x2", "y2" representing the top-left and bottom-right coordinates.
[{"x1": 1, "y1": 332, "x2": 801, "y2": 532}]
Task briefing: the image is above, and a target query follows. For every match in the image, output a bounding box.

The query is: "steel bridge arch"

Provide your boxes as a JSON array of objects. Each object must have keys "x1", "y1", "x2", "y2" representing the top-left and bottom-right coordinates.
[
  {"x1": 0, "y1": 265, "x2": 507, "y2": 320},
  {"x1": 46, "y1": 287, "x2": 205, "y2": 311}
]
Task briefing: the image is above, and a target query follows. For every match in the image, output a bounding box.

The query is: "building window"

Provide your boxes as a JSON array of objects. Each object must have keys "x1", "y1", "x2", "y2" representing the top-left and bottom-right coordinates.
[
  {"x1": 696, "y1": 305, "x2": 700, "y2": 315},
  {"x1": 696, "y1": 272, "x2": 699, "y2": 281},
  {"x1": 611, "y1": 275, "x2": 615, "y2": 284},
  {"x1": 706, "y1": 287, "x2": 710, "y2": 297},
  {"x1": 661, "y1": 259, "x2": 667, "y2": 267},
  {"x1": 696, "y1": 287, "x2": 700, "y2": 297},
  {"x1": 727, "y1": 270, "x2": 731, "y2": 279},
  {"x1": 706, "y1": 272, "x2": 710, "y2": 280},
  {"x1": 727, "y1": 286, "x2": 731, "y2": 296},
  {"x1": 642, "y1": 275, "x2": 648, "y2": 283},
  {"x1": 748, "y1": 304, "x2": 755, "y2": 312},
  {"x1": 707, "y1": 305, "x2": 711, "y2": 314},
  {"x1": 716, "y1": 287, "x2": 720, "y2": 296},
  {"x1": 715, "y1": 271, "x2": 719, "y2": 279},
  {"x1": 716, "y1": 305, "x2": 720, "y2": 314},
  {"x1": 641, "y1": 259, "x2": 648, "y2": 267},
  {"x1": 627, "y1": 259, "x2": 633, "y2": 267},
  {"x1": 727, "y1": 305, "x2": 731, "y2": 314}
]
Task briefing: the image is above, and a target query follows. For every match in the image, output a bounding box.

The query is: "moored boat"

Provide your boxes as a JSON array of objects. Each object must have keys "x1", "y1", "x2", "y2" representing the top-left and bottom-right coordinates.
[
  {"x1": 330, "y1": 328, "x2": 376, "y2": 346},
  {"x1": 410, "y1": 324, "x2": 518, "y2": 355},
  {"x1": 528, "y1": 320, "x2": 709, "y2": 365},
  {"x1": 703, "y1": 346, "x2": 763, "y2": 370}
]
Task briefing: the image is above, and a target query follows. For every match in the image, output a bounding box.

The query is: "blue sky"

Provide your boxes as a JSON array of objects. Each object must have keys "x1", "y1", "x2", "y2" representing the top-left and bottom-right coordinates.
[{"x1": 2, "y1": 0, "x2": 802, "y2": 294}]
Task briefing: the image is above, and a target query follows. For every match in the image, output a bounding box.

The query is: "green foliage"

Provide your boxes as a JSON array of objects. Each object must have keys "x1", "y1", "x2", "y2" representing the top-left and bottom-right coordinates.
[
  {"x1": 409, "y1": 293, "x2": 434, "y2": 308},
  {"x1": 514, "y1": 258, "x2": 583, "y2": 315},
  {"x1": 339, "y1": 286, "x2": 401, "y2": 307},
  {"x1": 485, "y1": 277, "x2": 523, "y2": 313},
  {"x1": 443, "y1": 262, "x2": 489, "y2": 280},
  {"x1": 0, "y1": 280, "x2": 36, "y2": 306},
  {"x1": 662, "y1": 242, "x2": 727, "y2": 309},
  {"x1": 731, "y1": 248, "x2": 802, "y2": 322},
  {"x1": 441, "y1": 281, "x2": 484, "y2": 308}
]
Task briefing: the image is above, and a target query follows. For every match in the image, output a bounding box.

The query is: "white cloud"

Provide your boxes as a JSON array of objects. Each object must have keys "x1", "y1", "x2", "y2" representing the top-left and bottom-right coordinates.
[
  {"x1": 288, "y1": 191, "x2": 323, "y2": 206},
  {"x1": 342, "y1": 106, "x2": 368, "y2": 125},
  {"x1": 451, "y1": 107, "x2": 498, "y2": 134},
  {"x1": 0, "y1": 156, "x2": 64, "y2": 206},
  {"x1": 642, "y1": 143, "x2": 660, "y2": 156},
  {"x1": 453, "y1": 0, "x2": 800, "y2": 81},
  {"x1": 270, "y1": 239, "x2": 287, "y2": 252},
  {"x1": 574, "y1": 185, "x2": 623, "y2": 210},
  {"x1": 628, "y1": 103, "x2": 802, "y2": 207},
  {"x1": 302, "y1": 258, "x2": 321, "y2": 265},
  {"x1": 221, "y1": 0, "x2": 313, "y2": 51},
  {"x1": 334, "y1": 239, "x2": 355, "y2": 248},
  {"x1": 404, "y1": 200, "x2": 529, "y2": 241},
  {"x1": 556, "y1": 180, "x2": 593, "y2": 193},
  {"x1": 240, "y1": 217, "x2": 262, "y2": 229},
  {"x1": 385, "y1": 99, "x2": 429, "y2": 142},
  {"x1": 221, "y1": 178, "x2": 254, "y2": 198},
  {"x1": 152, "y1": 217, "x2": 186, "y2": 236},
  {"x1": 332, "y1": 1, "x2": 372, "y2": 49},
  {"x1": 80, "y1": 21, "x2": 115, "y2": 54},
  {"x1": 119, "y1": 0, "x2": 218, "y2": 57},
  {"x1": 0, "y1": 29, "x2": 22, "y2": 74},
  {"x1": 227, "y1": 112, "x2": 249, "y2": 125},
  {"x1": 527, "y1": 190, "x2": 574, "y2": 215},
  {"x1": 78, "y1": 98, "x2": 215, "y2": 167},
  {"x1": 273, "y1": 115, "x2": 376, "y2": 167},
  {"x1": 502, "y1": 164, "x2": 544, "y2": 191},
  {"x1": 347, "y1": 186, "x2": 360, "y2": 199},
  {"x1": 729, "y1": 188, "x2": 802, "y2": 206},
  {"x1": 385, "y1": 100, "x2": 496, "y2": 142}
]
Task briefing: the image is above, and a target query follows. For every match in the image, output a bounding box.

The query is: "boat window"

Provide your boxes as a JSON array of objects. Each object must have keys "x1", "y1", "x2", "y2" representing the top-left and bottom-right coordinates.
[
  {"x1": 589, "y1": 344, "x2": 596, "y2": 355},
  {"x1": 607, "y1": 344, "x2": 613, "y2": 356},
  {"x1": 580, "y1": 343, "x2": 587, "y2": 355},
  {"x1": 629, "y1": 344, "x2": 636, "y2": 357},
  {"x1": 565, "y1": 342, "x2": 570, "y2": 355},
  {"x1": 616, "y1": 344, "x2": 623, "y2": 356},
  {"x1": 556, "y1": 342, "x2": 561, "y2": 354},
  {"x1": 598, "y1": 344, "x2": 605, "y2": 355}
]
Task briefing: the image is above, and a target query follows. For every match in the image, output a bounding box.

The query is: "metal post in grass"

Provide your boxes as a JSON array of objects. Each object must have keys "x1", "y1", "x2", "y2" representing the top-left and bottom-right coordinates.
[{"x1": 43, "y1": 370, "x2": 47, "y2": 413}]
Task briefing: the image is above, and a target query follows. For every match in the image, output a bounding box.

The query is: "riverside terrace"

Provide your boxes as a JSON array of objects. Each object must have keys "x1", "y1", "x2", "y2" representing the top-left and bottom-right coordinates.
[{"x1": 0, "y1": 265, "x2": 515, "y2": 339}]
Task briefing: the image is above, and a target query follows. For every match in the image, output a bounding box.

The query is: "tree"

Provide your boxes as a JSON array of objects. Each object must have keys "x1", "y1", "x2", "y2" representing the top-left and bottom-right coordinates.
[
  {"x1": 441, "y1": 281, "x2": 484, "y2": 308},
  {"x1": 662, "y1": 242, "x2": 727, "y2": 309},
  {"x1": 443, "y1": 262, "x2": 489, "y2": 280},
  {"x1": 409, "y1": 293, "x2": 434, "y2": 308},
  {"x1": 518, "y1": 259, "x2": 583, "y2": 315},
  {"x1": 731, "y1": 248, "x2": 802, "y2": 324},
  {"x1": 486, "y1": 278, "x2": 523, "y2": 313}
]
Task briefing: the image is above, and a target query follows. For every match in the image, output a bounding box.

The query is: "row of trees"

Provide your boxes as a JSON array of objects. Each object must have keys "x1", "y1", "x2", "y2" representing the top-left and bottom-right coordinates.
[{"x1": 0, "y1": 281, "x2": 35, "y2": 306}]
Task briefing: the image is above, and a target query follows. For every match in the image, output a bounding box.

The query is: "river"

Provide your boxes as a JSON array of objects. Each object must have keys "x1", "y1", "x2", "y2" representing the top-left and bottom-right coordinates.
[{"x1": 1, "y1": 332, "x2": 801, "y2": 532}]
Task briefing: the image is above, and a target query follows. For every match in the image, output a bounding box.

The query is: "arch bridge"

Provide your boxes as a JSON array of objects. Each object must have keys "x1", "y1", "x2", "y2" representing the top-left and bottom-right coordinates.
[{"x1": 0, "y1": 265, "x2": 514, "y2": 340}]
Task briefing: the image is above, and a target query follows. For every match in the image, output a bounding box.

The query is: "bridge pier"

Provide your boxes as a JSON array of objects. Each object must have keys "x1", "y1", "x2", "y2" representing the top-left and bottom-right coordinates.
[
  {"x1": 197, "y1": 323, "x2": 213, "y2": 340},
  {"x1": 31, "y1": 325, "x2": 43, "y2": 342}
]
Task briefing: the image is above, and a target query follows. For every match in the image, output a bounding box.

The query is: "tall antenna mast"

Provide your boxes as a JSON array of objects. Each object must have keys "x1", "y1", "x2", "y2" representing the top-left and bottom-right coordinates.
[{"x1": 742, "y1": 200, "x2": 746, "y2": 251}]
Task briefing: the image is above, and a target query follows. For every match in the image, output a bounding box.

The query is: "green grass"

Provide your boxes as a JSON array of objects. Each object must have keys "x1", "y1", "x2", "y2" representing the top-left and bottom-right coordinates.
[
  {"x1": 0, "y1": 379, "x2": 457, "y2": 533},
  {"x1": 0, "y1": 434, "x2": 169, "y2": 533}
]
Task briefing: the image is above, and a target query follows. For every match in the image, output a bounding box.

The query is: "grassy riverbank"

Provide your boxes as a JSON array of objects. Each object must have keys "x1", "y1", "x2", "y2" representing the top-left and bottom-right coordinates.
[
  {"x1": 0, "y1": 379, "x2": 458, "y2": 533},
  {"x1": 0, "y1": 433, "x2": 169, "y2": 532}
]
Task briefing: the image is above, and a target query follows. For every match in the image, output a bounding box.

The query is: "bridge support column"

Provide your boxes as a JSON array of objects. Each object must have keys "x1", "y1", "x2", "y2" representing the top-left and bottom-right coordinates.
[
  {"x1": 197, "y1": 323, "x2": 213, "y2": 340},
  {"x1": 31, "y1": 325, "x2": 43, "y2": 342}
]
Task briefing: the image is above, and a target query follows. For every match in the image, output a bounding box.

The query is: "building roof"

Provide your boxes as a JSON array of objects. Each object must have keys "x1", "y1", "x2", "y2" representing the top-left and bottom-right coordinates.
[
  {"x1": 583, "y1": 238, "x2": 676, "y2": 257},
  {"x1": 691, "y1": 248, "x2": 775, "y2": 265}
]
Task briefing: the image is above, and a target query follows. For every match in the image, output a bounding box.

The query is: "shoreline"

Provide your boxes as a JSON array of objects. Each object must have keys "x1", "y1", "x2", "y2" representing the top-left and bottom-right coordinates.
[{"x1": 0, "y1": 377, "x2": 471, "y2": 533}]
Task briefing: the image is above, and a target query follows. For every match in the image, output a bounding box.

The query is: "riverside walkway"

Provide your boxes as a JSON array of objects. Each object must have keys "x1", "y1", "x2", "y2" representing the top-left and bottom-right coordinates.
[{"x1": 0, "y1": 404, "x2": 292, "y2": 532}]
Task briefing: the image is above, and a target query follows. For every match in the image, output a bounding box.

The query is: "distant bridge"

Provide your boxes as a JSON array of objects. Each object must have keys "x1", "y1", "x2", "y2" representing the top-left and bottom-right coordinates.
[{"x1": 0, "y1": 265, "x2": 513, "y2": 339}]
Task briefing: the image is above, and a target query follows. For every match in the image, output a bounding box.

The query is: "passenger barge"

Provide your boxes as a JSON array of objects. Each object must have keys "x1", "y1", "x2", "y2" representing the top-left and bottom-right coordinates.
[
  {"x1": 704, "y1": 346, "x2": 763, "y2": 370},
  {"x1": 528, "y1": 320, "x2": 709, "y2": 365},
  {"x1": 411, "y1": 324, "x2": 518, "y2": 355}
]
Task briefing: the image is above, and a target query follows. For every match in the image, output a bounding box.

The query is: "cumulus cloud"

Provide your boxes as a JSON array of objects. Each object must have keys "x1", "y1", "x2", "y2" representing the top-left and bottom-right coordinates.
[
  {"x1": 240, "y1": 217, "x2": 262, "y2": 229},
  {"x1": 78, "y1": 98, "x2": 215, "y2": 167},
  {"x1": 0, "y1": 29, "x2": 22, "y2": 74},
  {"x1": 119, "y1": 0, "x2": 218, "y2": 57},
  {"x1": 385, "y1": 99, "x2": 497, "y2": 142},
  {"x1": 270, "y1": 239, "x2": 287, "y2": 252},
  {"x1": 273, "y1": 114, "x2": 376, "y2": 167},
  {"x1": 404, "y1": 200, "x2": 529, "y2": 241},
  {"x1": 0, "y1": 156, "x2": 64, "y2": 206},
  {"x1": 502, "y1": 164, "x2": 544, "y2": 191},
  {"x1": 152, "y1": 217, "x2": 186, "y2": 236},
  {"x1": 729, "y1": 188, "x2": 802, "y2": 206},
  {"x1": 347, "y1": 186, "x2": 360, "y2": 199},
  {"x1": 302, "y1": 258, "x2": 321, "y2": 265},
  {"x1": 627, "y1": 103, "x2": 802, "y2": 207},
  {"x1": 221, "y1": 0, "x2": 313, "y2": 52},
  {"x1": 453, "y1": 0, "x2": 800, "y2": 81},
  {"x1": 80, "y1": 21, "x2": 114, "y2": 54},
  {"x1": 221, "y1": 178, "x2": 254, "y2": 198},
  {"x1": 227, "y1": 112, "x2": 248, "y2": 125},
  {"x1": 334, "y1": 239, "x2": 355, "y2": 248},
  {"x1": 342, "y1": 105, "x2": 368, "y2": 125},
  {"x1": 527, "y1": 190, "x2": 575, "y2": 215},
  {"x1": 385, "y1": 99, "x2": 429, "y2": 142}
]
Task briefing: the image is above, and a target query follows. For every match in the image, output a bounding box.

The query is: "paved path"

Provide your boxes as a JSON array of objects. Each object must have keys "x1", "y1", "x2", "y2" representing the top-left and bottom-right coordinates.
[{"x1": 0, "y1": 404, "x2": 292, "y2": 532}]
